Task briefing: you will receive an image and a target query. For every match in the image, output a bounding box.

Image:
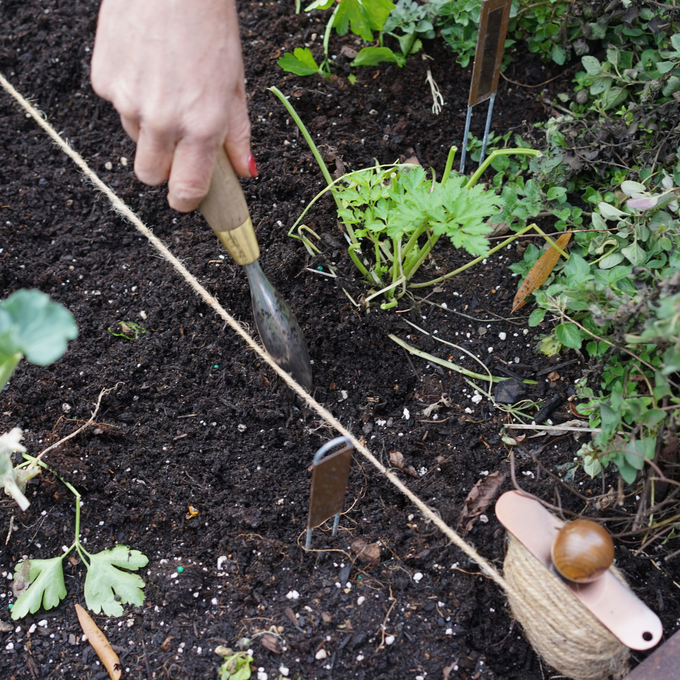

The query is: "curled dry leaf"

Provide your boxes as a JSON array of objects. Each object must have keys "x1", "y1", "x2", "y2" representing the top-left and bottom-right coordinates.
[
  {"x1": 547, "y1": 371, "x2": 560, "y2": 382},
  {"x1": 260, "y1": 632, "x2": 282, "y2": 654},
  {"x1": 512, "y1": 231, "x2": 572, "y2": 313},
  {"x1": 75, "y1": 603, "x2": 121, "y2": 680},
  {"x1": 389, "y1": 450, "x2": 418, "y2": 478},
  {"x1": 459, "y1": 471, "x2": 506, "y2": 534},
  {"x1": 351, "y1": 538, "x2": 381, "y2": 565}
]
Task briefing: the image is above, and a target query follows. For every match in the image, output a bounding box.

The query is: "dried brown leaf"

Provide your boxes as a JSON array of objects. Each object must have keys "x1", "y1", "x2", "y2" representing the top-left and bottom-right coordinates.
[
  {"x1": 512, "y1": 231, "x2": 572, "y2": 313},
  {"x1": 389, "y1": 450, "x2": 418, "y2": 478},
  {"x1": 260, "y1": 632, "x2": 282, "y2": 654},
  {"x1": 351, "y1": 539, "x2": 381, "y2": 564},
  {"x1": 75, "y1": 604, "x2": 122, "y2": 680},
  {"x1": 459, "y1": 471, "x2": 506, "y2": 534}
]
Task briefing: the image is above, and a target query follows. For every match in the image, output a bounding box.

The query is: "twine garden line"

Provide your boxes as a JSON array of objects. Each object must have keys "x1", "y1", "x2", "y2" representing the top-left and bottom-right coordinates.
[{"x1": 0, "y1": 71, "x2": 508, "y2": 593}]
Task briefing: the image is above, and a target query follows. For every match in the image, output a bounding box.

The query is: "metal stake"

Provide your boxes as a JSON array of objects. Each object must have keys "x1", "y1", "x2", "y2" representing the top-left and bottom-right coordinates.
[{"x1": 460, "y1": 0, "x2": 511, "y2": 173}]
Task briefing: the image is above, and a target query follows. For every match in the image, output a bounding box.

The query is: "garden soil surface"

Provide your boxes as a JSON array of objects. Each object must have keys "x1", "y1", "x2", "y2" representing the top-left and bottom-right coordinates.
[{"x1": 1, "y1": 2, "x2": 680, "y2": 679}]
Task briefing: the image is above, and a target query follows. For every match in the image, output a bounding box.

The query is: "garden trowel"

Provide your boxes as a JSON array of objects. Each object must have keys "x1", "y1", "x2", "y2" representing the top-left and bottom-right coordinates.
[{"x1": 199, "y1": 146, "x2": 313, "y2": 391}]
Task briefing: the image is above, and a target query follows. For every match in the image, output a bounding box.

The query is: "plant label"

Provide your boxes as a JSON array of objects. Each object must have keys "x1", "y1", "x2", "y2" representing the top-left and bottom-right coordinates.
[{"x1": 306, "y1": 436, "x2": 353, "y2": 549}]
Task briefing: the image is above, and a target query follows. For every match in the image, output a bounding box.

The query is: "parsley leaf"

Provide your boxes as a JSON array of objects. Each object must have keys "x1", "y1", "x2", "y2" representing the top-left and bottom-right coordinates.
[
  {"x1": 84, "y1": 545, "x2": 149, "y2": 616},
  {"x1": 11, "y1": 557, "x2": 67, "y2": 620}
]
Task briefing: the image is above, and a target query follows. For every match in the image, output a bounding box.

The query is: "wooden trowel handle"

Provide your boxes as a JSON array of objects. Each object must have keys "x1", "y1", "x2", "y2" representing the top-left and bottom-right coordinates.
[{"x1": 199, "y1": 146, "x2": 259, "y2": 265}]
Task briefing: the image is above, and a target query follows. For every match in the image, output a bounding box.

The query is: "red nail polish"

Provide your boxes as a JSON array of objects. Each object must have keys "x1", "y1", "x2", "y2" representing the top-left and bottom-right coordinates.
[{"x1": 248, "y1": 153, "x2": 258, "y2": 178}]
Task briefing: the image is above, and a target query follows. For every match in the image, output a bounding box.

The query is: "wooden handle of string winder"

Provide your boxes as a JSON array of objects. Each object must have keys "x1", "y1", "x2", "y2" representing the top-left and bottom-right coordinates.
[{"x1": 199, "y1": 145, "x2": 259, "y2": 265}]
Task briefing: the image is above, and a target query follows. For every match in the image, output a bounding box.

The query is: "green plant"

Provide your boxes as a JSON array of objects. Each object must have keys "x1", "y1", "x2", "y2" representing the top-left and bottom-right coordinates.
[
  {"x1": 215, "y1": 646, "x2": 254, "y2": 680},
  {"x1": 0, "y1": 289, "x2": 78, "y2": 392},
  {"x1": 523, "y1": 183, "x2": 680, "y2": 484},
  {"x1": 0, "y1": 290, "x2": 148, "y2": 619},
  {"x1": 108, "y1": 320, "x2": 146, "y2": 340},
  {"x1": 279, "y1": 0, "x2": 396, "y2": 76},
  {"x1": 271, "y1": 85, "x2": 539, "y2": 308},
  {"x1": 0, "y1": 290, "x2": 78, "y2": 507},
  {"x1": 10, "y1": 455, "x2": 148, "y2": 619}
]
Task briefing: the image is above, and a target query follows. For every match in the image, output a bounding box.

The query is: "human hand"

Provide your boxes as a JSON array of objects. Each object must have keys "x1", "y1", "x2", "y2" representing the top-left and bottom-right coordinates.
[{"x1": 91, "y1": 0, "x2": 255, "y2": 212}]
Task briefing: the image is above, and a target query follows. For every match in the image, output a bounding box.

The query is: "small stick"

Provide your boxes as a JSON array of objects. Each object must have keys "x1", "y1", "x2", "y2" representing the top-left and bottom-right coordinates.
[{"x1": 27, "y1": 384, "x2": 121, "y2": 471}]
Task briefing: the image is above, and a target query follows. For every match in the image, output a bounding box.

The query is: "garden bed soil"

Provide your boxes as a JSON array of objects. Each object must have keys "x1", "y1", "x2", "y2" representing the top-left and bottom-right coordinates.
[{"x1": 1, "y1": 2, "x2": 679, "y2": 679}]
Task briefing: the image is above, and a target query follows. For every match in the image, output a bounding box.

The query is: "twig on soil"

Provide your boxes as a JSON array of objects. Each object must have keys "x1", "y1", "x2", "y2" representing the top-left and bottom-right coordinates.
[
  {"x1": 28, "y1": 384, "x2": 122, "y2": 471},
  {"x1": 4, "y1": 514, "x2": 16, "y2": 545},
  {"x1": 375, "y1": 587, "x2": 397, "y2": 652},
  {"x1": 504, "y1": 423, "x2": 600, "y2": 433}
]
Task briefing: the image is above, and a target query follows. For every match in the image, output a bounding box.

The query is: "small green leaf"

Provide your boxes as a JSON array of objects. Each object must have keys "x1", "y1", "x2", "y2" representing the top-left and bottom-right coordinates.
[
  {"x1": 528, "y1": 308, "x2": 546, "y2": 326},
  {"x1": 334, "y1": 0, "x2": 395, "y2": 41},
  {"x1": 582, "y1": 56, "x2": 602, "y2": 75},
  {"x1": 555, "y1": 322, "x2": 582, "y2": 349},
  {"x1": 640, "y1": 409, "x2": 665, "y2": 427},
  {"x1": 278, "y1": 48, "x2": 321, "y2": 76},
  {"x1": 657, "y1": 61, "x2": 675, "y2": 74},
  {"x1": 0, "y1": 290, "x2": 78, "y2": 390},
  {"x1": 598, "y1": 202, "x2": 627, "y2": 220},
  {"x1": 551, "y1": 45, "x2": 566, "y2": 65},
  {"x1": 602, "y1": 86, "x2": 628, "y2": 110},
  {"x1": 11, "y1": 557, "x2": 67, "y2": 620},
  {"x1": 621, "y1": 242, "x2": 646, "y2": 266},
  {"x1": 351, "y1": 46, "x2": 405, "y2": 67},
  {"x1": 84, "y1": 545, "x2": 149, "y2": 617}
]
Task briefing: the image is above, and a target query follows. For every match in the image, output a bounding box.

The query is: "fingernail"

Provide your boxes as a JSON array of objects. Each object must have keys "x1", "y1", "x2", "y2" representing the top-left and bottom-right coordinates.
[{"x1": 248, "y1": 153, "x2": 258, "y2": 178}]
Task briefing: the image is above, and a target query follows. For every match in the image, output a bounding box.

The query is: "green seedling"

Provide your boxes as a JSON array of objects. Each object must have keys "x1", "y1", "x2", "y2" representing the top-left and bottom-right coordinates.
[
  {"x1": 0, "y1": 289, "x2": 78, "y2": 391},
  {"x1": 108, "y1": 321, "x2": 146, "y2": 340},
  {"x1": 215, "y1": 646, "x2": 254, "y2": 680},
  {"x1": 0, "y1": 290, "x2": 77, "y2": 507},
  {"x1": 270, "y1": 86, "x2": 539, "y2": 309},
  {"x1": 279, "y1": 0, "x2": 395, "y2": 77},
  {"x1": 10, "y1": 454, "x2": 148, "y2": 620}
]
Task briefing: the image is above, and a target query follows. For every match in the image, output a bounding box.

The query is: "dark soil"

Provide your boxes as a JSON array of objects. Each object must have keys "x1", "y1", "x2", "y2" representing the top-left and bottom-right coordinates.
[{"x1": 1, "y1": 2, "x2": 679, "y2": 679}]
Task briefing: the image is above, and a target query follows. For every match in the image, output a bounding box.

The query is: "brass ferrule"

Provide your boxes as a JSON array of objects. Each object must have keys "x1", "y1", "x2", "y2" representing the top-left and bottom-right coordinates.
[{"x1": 214, "y1": 217, "x2": 259, "y2": 265}]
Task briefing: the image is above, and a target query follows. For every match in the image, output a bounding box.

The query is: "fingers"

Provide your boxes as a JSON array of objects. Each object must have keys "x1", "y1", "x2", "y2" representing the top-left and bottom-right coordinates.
[
  {"x1": 169, "y1": 93, "x2": 253, "y2": 212},
  {"x1": 134, "y1": 122, "x2": 175, "y2": 187},
  {"x1": 223, "y1": 83, "x2": 253, "y2": 179},
  {"x1": 119, "y1": 115, "x2": 140, "y2": 142},
  {"x1": 167, "y1": 137, "x2": 217, "y2": 213}
]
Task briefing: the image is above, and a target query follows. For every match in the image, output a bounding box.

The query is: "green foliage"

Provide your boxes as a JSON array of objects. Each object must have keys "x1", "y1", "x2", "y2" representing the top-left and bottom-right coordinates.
[
  {"x1": 12, "y1": 542, "x2": 148, "y2": 620},
  {"x1": 84, "y1": 546, "x2": 149, "y2": 616},
  {"x1": 331, "y1": 157, "x2": 501, "y2": 306},
  {"x1": 278, "y1": 48, "x2": 324, "y2": 76},
  {"x1": 280, "y1": 0, "x2": 396, "y2": 77},
  {"x1": 10, "y1": 557, "x2": 67, "y2": 620},
  {"x1": 0, "y1": 289, "x2": 78, "y2": 391},
  {"x1": 108, "y1": 320, "x2": 146, "y2": 341},
  {"x1": 217, "y1": 650, "x2": 254, "y2": 680},
  {"x1": 525, "y1": 181, "x2": 680, "y2": 483},
  {"x1": 383, "y1": 0, "x2": 436, "y2": 57},
  {"x1": 329, "y1": 0, "x2": 395, "y2": 40}
]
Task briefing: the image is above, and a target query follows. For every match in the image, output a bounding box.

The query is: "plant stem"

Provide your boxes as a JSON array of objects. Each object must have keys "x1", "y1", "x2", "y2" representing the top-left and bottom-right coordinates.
[
  {"x1": 466, "y1": 148, "x2": 541, "y2": 189},
  {"x1": 442, "y1": 146, "x2": 457, "y2": 185},
  {"x1": 269, "y1": 86, "x2": 339, "y2": 203},
  {"x1": 409, "y1": 222, "x2": 537, "y2": 289},
  {"x1": 390, "y1": 334, "x2": 507, "y2": 383},
  {"x1": 323, "y1": 4, "x2": 339, "y2": 62}
]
